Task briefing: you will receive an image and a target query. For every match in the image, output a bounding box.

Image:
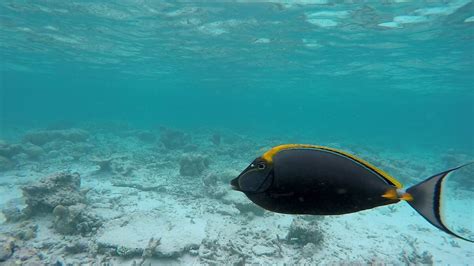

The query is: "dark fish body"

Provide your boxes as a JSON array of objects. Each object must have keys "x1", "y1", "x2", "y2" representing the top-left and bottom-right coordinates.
[
  {"x1": 246, "y1": 148, "x2": 398, "y2": 215},
  {"x1": 231, "y1": 144, "x2": 473, "y2": 242}
]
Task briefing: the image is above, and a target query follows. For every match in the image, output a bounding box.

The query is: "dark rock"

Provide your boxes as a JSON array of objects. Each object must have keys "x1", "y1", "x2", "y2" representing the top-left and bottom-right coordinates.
[
  {"x1": 12, "y1": 222, "x2": 37, "y2": 240},
  {"x1": 53, "y1": 204, "x2": 102, "y2": 236},
  {"x1": 0, "y1": 234, "x2": 15, "y2": 262},
  {"x1": 65, "y1": 240, "x2": 89, "y2": 254},
  {"x1": 1, "y1": 199, "x2": 28, "y2": 222},
  {"x1": 22, "y1": 172, "x2": 84, "y2": 214}
]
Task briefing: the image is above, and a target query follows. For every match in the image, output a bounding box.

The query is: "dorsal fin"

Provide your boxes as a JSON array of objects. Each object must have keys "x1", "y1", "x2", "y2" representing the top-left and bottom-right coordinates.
[{"x1": 262, "y1": 144, "x2": 403, "y2": 188}]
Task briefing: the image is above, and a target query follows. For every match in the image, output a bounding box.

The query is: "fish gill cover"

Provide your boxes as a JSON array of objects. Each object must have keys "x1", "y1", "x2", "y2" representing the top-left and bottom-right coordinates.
[{"x1": 0, "y1": 0, "x2": 473, "y2": 265}]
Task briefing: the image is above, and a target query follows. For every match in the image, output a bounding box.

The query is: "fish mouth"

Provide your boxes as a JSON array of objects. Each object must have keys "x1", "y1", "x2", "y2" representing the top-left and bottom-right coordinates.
[{"x1": 230, "y1": 177, "x2": 241, "y2": 191}]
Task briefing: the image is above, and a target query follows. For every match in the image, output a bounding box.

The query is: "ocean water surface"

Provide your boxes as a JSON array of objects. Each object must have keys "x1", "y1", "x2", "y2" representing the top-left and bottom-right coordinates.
[{"x1": 0, "y1": 0, "x2": 473, "y2": 265}]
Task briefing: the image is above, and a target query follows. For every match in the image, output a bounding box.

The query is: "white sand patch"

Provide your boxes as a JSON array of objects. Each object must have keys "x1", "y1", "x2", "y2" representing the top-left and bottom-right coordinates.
[
  {"x1": 96, "y1": 212, "x2": 206, "y2": 257},
  {"x1": 378, "y1": 22, "x2": 401, "y2": 28},
  {"x1": 307, "y1": 18, "x2": 338, "y2": 27},
  {"x1": 306, "y1": 10, "x2": 350, "y2": 19},
  {"x1": 0, "y1": 186, "x2": 22, "y2": 208},
  {"x1": 302, "y1": 39, "x2": 323, "y2": 48},
  {"x1": 254, "y1": 38, "x2": 271, "y2": 44},
  {"x1": 465, "y1": 16, "x2": 474, "y2": 23},
  {"x1": 393, "y1": 15, "x2": 429, "y2": 24}
]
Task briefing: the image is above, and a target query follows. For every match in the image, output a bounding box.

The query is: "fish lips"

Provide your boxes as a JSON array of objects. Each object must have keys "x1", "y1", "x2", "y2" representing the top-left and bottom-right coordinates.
[{"x1": 231, "y1": 177, "x2": 240, "y2": 191}]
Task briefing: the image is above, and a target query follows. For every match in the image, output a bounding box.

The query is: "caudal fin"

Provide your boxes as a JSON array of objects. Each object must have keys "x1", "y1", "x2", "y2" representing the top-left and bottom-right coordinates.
[{"x1": 406, "y1": 162, "x2": 473, "y2": 243}]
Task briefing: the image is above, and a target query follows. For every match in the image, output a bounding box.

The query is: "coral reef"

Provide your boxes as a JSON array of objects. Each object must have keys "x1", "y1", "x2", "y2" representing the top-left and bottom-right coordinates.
[
  {"x1": 135, "y1": 130, "x2": 157, "y2": 143},
  {"x1": 90, "y1": 157, "x2": 114, "y2": 172},
  {"x1": 0, "y1": 241, "x2": 42, "y2": 264},
  {"x1": 1, "y1": 203, "x2": 27, "y2": 222},
  {"x1": 22, "y1": 128, "x2": 89, "y2": 146},
  {"x1": 0, "y1": 124, "x2": 471, "y2": 264},
  {"x1": 286, "y1": 217, "x2": 324, "y2": 246},
  {"x1": 21, "y1": 143, "x2": 44, "y2": 160},
  {"x1": 400, "y1": 235, "x2": 434, "y2": 265},
  {"x1": 22, "y1": 172, "x2": 85, "y2": 214},
  {"x1": 52, "y1": 204, "x2": 102, "y2": 236},
  {"x1": 210, "y1": 133, "x2": 221, "y2": 146},
  {"x1": 0, "y1": 140, "x2": 22, "y2": 171},
  {"x1": 159, "y1": 127, "x2": 190, "y2": 149},
  {"x1": 90, "y1": 155, "x2": 135, "y2": 177},
  {"x1": 10, "y1": 222, "x2": 37, "y2": 241},
  {"x1": 0, "y1": 234, "x2": 15, "y2": 262},
  {"x1": 64, "y1": 239, "x2": 90, "y2": 254},
  {"x1": 0, "y1": 156, "x2": 14, "y2": 171},
  {"x1": 0, "y1": 140, "x2": 22, "y2": 158},
  {"x1": 179, "y1": 153, "x2": 210, "y2": 176},
  {"x1": 202, "y1": 170, "x2": 236, "y2": 199}
]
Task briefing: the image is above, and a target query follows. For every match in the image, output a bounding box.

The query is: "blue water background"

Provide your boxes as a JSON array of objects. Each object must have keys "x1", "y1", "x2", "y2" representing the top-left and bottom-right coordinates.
[{"x1": 1, "y1": 1, "x2": 473, "y2": 153}]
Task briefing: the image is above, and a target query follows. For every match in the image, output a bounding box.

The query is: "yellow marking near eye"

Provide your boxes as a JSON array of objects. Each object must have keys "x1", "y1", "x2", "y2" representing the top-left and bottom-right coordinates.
[{"x1": 261, "y1": 144, "x2": 403, "y2": 189}]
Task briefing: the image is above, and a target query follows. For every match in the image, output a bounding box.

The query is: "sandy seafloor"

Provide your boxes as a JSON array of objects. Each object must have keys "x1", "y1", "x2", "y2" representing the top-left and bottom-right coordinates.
[{"x1": 0, "y1": 124, "x2": 472, "y2": 265}]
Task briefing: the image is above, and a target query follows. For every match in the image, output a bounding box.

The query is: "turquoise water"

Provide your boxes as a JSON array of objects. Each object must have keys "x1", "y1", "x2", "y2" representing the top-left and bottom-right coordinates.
[
  {"x1": 1, "y1": 1, "x2": 473, "y2": 152},
  {"x1": 0, "y1": 0, "x2": 473, "y2": 264}
]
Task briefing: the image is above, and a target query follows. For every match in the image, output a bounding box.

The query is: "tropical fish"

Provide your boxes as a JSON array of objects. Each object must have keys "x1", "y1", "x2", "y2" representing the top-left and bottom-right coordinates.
[{"x1": 230, "y1": 144, "x2": 473, "y2": 242}]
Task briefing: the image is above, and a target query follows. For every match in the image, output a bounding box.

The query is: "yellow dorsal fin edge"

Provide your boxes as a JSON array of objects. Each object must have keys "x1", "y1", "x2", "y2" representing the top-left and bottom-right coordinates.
[{"x1": 261, "y1": 144, "x2": 403, "y2": 189}]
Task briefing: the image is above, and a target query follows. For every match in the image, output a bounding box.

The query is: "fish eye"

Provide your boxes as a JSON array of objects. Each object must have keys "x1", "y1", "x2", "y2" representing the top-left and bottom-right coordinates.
[{"x1": 257, "y1": 163, "x2": 266, "y2": 170}]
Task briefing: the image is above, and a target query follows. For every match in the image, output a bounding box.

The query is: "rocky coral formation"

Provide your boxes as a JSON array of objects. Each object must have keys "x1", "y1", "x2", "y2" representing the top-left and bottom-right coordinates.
[
  {"x1": 0, "y1": 155, "x2": 14, "y2": 171},
  {"x1": 10, "y1": 222, "x2": 37, "y2": 241},
  {"x1": 52, "y1": 204, "x2": 101, "y2": 236},
  {"x1": 0, "y1": 140, "x2": 22, "y2": 171},
  {"x1": 202, "y1": 170, "x2": 237, "y2": 199},
  {"x1": 286, "y1": 217, "x2": 324, "y2": 246},
  {"x1": 21, "y1": 143, "x2": 44, "y2": 160},
  {"x1": 159, "y1": 127, "x2": 190, "y2": 150},
  {"x1": 179, "y1": 153, "x2": 210, "y2": 176},
  {"x1": 22, "y1": 172, "x2": 85, "y2": 214},
  {"x1": 0, "y1": 140, "x2": 22, "y2": 158},
  {"x1": 210, "y1": 133, "x2": 221, "y2": 146},
  {"x1": 135, "y1": 130, "x2": 157, "y2": 143},
  {"x1": 90, "y1": 157, "x2": 114, "y2": 172},
  {"x1": 0, "y1": 139, "x2": 48, "y2": 170},
  {"x1": 0, "y1": 241, "x2": 42, "y2": 264},
  {"x1": 1, "y1": 202, "x2": 27, "y2": 223},
  {"x1": 400, "y1": 235, "x2": 434, "y2": 265},
  {"x1": 90, "y1": 155, "x2": 135, "y2": 177},
  {"x1": 0, "y1": 234, "x2": 15, "y2": 262},
  {"x1": 22, "y1": 128, "x2": 89, "y2": 146}
]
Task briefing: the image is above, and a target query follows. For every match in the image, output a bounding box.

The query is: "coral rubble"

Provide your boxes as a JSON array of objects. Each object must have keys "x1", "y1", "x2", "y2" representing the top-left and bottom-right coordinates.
[
  {"x1": 22, "y1": 172, "x2": 85, "y2": 214},
  {"x1": 179, "y1": 153, "x2": 210, "y2": 176},
  {"x1": 22, "y1": 128, "x2": 89, "y2": 146}
]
